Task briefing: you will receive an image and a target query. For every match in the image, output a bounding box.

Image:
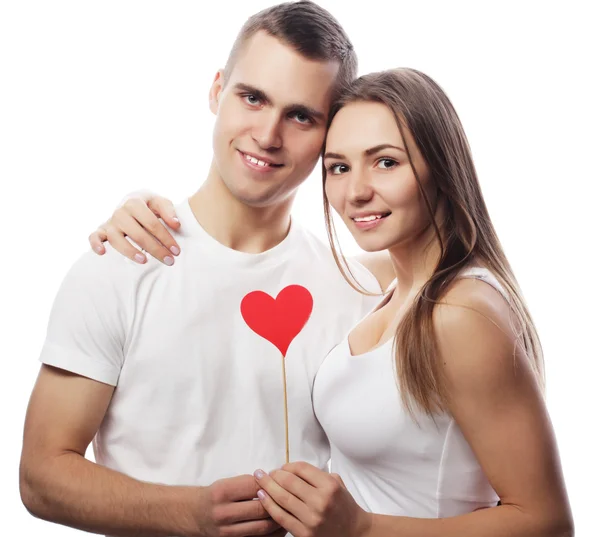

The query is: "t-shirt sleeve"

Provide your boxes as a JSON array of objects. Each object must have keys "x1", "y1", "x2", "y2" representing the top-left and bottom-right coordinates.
[{"x1": 39, "y1": 249, "x2": 134, "y2": 386}]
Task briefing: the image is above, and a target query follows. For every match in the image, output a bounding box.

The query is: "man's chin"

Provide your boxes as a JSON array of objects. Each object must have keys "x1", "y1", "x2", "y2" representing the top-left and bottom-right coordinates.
[
  {"x1": 231, "y1": 188, "x2": 282, "y2": 209},
  {"x1": 229, "y1": 180, "x2": 301, "y2": 209}
]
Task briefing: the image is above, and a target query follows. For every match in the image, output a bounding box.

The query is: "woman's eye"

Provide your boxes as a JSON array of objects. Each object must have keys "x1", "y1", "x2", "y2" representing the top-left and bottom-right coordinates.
[
  {"x1": 377, "y1": 158, "x2": 398, "y2": 169},
  {"x1": 329, "y1": 164, "x2": 349, "y2": 175}
]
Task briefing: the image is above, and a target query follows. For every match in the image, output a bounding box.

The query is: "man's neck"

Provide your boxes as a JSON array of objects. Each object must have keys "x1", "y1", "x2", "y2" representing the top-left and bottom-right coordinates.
[{"x1": 188, "y1": 163, "x2": 295, "y2": 254}]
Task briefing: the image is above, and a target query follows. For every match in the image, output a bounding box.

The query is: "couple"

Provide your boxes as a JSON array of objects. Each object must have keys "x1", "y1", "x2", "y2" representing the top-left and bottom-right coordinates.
[{"x1": 21, "y1": 1, "x2": 572, "y2": 536}]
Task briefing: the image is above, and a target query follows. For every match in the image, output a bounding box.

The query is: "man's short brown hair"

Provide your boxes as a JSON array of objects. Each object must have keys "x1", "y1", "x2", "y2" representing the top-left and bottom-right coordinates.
[{"x1": 224, "y1": 1, "x2": 357, "y2": 95}]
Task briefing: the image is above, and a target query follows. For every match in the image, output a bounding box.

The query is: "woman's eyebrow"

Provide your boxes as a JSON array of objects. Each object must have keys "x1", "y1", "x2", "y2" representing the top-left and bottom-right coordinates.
[{"x1": 323, "y1": 144, "x2": 406, "y2": 160}]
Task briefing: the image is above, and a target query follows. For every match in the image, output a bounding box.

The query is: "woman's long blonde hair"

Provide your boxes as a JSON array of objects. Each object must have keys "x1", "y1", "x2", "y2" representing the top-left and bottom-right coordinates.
[{"x1": 323, "y1": 68, "x2": 544, "y2": 417}]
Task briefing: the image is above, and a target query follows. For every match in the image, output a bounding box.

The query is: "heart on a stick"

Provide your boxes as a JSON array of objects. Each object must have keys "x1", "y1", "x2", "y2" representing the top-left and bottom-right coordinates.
[{"x1": 240, "y1": 285, "x2": 313, "y2": 357}]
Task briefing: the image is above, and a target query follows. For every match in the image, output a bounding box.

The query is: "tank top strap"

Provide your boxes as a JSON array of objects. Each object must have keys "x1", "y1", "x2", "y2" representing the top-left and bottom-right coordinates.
[{"x1": 457, "y1": 266, "x2": 509, "y2": 302}]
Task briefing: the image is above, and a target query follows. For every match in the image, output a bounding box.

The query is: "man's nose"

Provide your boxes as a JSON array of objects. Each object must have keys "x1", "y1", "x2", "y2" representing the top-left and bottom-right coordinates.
[{"x1": 253, "y1": 112, "x2": 283, "y2": 151}]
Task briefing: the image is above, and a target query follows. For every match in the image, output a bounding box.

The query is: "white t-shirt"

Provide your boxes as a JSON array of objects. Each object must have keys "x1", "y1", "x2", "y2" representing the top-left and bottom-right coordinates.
[
  {"x1": 39, "y1": 199, "x2": 380, "y2": 491},
  {"x1": 313, "y1": 267, "x2": 503, "y2": 518}
]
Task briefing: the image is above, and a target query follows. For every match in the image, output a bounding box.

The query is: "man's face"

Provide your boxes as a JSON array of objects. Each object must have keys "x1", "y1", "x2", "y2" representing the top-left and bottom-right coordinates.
[{"x1": 209, "y1": 31, "x2": 340, "y2": 208}]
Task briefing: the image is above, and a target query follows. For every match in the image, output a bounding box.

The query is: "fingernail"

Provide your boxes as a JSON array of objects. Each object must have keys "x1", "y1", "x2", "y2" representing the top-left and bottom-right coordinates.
[
  {"x1": 134, "y1": 253, "x2": 146, "y2": 263},
  {"x1": 94, "y1": 245, "x2": 104, "y2": 254},
  {"x1": 170, "y1": 245, "x2": 180, "y2": 256},
  {"x1": 257, "y1": 490, "x2": 266, "y2": 500},
  {"x1": 172, "y1": 216, "x2": 179, "y2": 223},
  {"x1": 164, "y1": 256, "x2": 174, "y2": 266},
  {"x1": 254, "y1": 469, "x2": 265, "y2": 479}
]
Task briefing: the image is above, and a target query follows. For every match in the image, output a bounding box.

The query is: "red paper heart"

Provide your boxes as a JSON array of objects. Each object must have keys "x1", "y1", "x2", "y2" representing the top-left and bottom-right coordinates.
[{"x1": 241, "y1": 285, "x2": 313, "y2": 357}]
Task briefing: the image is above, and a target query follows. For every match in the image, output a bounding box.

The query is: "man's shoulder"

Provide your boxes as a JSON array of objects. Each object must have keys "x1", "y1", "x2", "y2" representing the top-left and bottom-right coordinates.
[
  {"x1": 61, "y1": 244, "x2": 158, "y2": 299},
  {"x1": 291, "y1": 223, "x2": 333, "y2": 257},
  {"x1": 291, "y1": 225, "x2": 381, "y2": 295}
]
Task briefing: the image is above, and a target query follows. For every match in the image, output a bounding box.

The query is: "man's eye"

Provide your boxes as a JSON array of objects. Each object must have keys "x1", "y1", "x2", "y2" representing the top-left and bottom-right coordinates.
[
  {"x1": 244, "y1": 94, "x2": 260, "y2": 105},
  {"x1": 292, "y1": 112, "x2": 312, "y2": 124}
]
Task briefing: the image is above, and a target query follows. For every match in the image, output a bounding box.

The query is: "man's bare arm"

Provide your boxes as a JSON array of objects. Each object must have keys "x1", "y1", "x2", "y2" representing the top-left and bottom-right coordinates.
[{"x1": 20, "y1": 365, "x2": 279, "y2": 537}]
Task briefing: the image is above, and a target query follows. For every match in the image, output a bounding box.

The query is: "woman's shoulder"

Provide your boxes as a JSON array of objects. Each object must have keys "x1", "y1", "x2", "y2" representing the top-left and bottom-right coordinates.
[
  {"x1": 440, "y1": 266, "x2": 509, "y2": 320},
  {"x1": 432, "y1": 267, "x2": 522, "y2": 388}
]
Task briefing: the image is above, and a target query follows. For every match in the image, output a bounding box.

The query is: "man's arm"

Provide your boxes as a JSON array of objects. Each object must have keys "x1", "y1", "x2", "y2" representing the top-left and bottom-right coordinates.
[
  {"x1": 22, "y1": 248, "x2": 283, "y2": 537},
  {"x1": 20, "y1": 364, "x2": 203, "y2": 536},
  {"x1": 20, "y1": 366, "x2": 281, "y2": 537}
]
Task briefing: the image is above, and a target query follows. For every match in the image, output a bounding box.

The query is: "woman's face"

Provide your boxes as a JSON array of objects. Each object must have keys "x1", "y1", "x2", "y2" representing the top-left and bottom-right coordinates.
[{"x1": 324, "y1": 101, "x2": 435, "y2": 253}]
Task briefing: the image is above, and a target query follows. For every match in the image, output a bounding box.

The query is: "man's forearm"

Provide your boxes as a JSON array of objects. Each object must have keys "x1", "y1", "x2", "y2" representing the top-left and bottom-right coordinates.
[{"x1": 20, "y1": 451, "x2": 205, "y2": 537}]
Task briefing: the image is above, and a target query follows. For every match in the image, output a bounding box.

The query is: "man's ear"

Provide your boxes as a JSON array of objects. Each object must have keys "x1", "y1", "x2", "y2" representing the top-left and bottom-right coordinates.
[{"x1": 209, "y1": 70, "x2": 225, "y2": 115}]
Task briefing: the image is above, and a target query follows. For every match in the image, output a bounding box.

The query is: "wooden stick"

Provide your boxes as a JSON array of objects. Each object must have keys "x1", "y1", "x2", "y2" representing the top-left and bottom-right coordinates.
[{"x1": 282, "y1": 354, "x2": 289, "y2": 464}]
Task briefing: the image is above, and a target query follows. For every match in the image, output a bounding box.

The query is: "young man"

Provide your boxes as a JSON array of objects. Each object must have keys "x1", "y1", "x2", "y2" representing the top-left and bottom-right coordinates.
[{"x1": 20, "y1": 2, "x2": 392, "y2": 537}]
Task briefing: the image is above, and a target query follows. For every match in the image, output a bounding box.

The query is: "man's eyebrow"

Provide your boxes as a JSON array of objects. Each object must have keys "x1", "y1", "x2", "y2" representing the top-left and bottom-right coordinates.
[
  {"x1": 233, "y1": 83, "x2": 325, "y2": 122},
  {"x1": 234, "y1": 83, "x2": 272, "y2": 105},
  {"x1": 324, "y1": 144, "x2": 406, "y2": 160},
  {"x1": 284, "y1": 104, "x2": 326, "y2": 122}
]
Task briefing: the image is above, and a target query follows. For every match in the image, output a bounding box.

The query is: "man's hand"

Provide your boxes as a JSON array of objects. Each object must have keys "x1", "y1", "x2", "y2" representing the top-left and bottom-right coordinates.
[
  {"x1": 203, "y1": 475, "x2": 286, "y2": 537},
  {"x1": 89, "y1": 191, "x2": 181, "y2": 266},
  {"x1": 20, "y1": 365, "x2": 285, "y2": 537}
]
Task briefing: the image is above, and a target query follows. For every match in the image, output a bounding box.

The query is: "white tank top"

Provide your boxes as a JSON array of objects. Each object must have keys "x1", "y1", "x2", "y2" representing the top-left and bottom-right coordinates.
[{"x1": 312, "y1": 267, "x2": 504, "y2": 517}]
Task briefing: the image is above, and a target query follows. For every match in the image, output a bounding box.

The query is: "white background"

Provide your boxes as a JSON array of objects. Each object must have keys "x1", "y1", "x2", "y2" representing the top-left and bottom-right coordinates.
[{"x1": 1, "y1": 0, "x2": 598, "y2": 534}]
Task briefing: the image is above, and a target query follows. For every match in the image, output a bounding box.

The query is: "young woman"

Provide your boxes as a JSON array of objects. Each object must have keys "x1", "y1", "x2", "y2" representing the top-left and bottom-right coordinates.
[{"x1": 90, "y1": 68, "x2": 573, "y2": 536}]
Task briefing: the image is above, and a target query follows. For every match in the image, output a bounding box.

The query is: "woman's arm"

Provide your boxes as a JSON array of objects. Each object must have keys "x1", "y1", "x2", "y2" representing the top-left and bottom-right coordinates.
[
  {"x1": 88, "y1": 190, "x2": 181, "y2": 265},
  {"x1": 254, "y1": 277, "x2": 573, "y2": 537}
]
